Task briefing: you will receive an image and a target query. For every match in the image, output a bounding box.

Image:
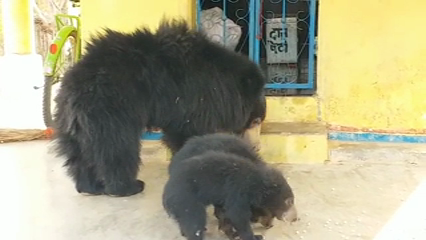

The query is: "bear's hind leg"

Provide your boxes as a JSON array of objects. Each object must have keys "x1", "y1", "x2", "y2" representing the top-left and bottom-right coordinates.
[
  {"x1": 96, "y1": 134, "x2": 144, "y2": 197},
  {"x1": 80, "y1": 116, "x2": 145, "y2": 197},
  {"x1": 59, "y1": 134, "x2": 104, "y2": 195},
  {"x1": 68, "y1": 163, "x2": 105, "y2": 195}
]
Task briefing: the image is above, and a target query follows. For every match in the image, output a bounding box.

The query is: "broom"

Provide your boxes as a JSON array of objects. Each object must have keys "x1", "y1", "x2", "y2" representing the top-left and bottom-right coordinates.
[
  {"x1": 0, "y1": 128, "x2": 54, "y2": 144},
  {"x1": 0, "y1": 127, "x2": 165, "y2": 144}
]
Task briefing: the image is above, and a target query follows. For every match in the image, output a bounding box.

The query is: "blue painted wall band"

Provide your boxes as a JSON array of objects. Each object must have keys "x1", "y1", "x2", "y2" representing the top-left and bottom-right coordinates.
[
  {"x1": 142, "y1": 131, "x2": 426, "y2": 143},
  {"x1": 328, "y1": 132, "x2": 426, "y2": 144},
  {"x1": 141, "y1": 132, "x2": 163, "y2": 141}
]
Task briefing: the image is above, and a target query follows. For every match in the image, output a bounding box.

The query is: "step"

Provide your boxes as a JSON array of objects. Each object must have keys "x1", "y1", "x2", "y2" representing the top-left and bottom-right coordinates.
[
  {"x1": 329, "y1": 140, "x2": 426, "y2": 164},
  {"x1": 140, "y1": 122, "x2": 329, "y2": 164},
  {"x1": 259, "y1": 122, "x2": 329, "y2": 164}
]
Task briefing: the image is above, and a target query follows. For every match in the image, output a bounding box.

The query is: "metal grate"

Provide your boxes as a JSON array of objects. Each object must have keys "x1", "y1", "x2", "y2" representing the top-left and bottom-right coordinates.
[{"x1": 196, "y1": 0, "x2": 318, "y2": 95}]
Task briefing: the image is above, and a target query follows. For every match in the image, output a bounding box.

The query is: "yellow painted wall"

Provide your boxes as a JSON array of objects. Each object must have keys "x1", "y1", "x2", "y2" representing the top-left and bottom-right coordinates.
[
  {"x1": 78, "y1": 0, "x2": 329, "y2": 163},
  {"x1": 80, "y1": 0, "x2": 426, "y2": 133},
  {"x1": 2, "y1": 0, "x2": 33, "y2": 54},
  {"x1": 318, "y1": 0, "x2": 426, "y2": 131},
  {"x1": 264, "y1": 97, "x2": 319, "y2": 123},
  {"x1": 80, "y1": 0, "x2": 195, "y2": 48},
  {"x1": 79, "y1": 0, "x2": 320, "y2": 124}
]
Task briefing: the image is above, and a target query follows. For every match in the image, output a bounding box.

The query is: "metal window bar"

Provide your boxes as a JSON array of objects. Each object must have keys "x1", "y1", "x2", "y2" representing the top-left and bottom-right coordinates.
[
  {"x1": 197, "y1": 0, "x2": 252, "y2": 54},
  {"x1": 254, "y1": 0, "x2": 317, "y2": 90},
  {"x1": 196, "y1": 0, "x2": 318, "y2": 91}
]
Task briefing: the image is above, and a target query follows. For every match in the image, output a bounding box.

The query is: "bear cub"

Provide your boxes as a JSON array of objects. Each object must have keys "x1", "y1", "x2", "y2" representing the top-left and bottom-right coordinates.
[{"x1": 163, "y1": 133, "x2": 298, "y2": 240}]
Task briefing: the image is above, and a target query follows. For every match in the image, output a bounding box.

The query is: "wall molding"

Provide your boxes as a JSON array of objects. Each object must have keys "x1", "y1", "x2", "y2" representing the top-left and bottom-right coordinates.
[{"x1": 328, "y1": 131, "x2": 426, "y2": 143}]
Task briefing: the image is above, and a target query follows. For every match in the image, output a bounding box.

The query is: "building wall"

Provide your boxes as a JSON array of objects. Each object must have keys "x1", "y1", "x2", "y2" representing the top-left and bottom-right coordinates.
[
  {"x1": 80, "y1": 0, "x2": 426, "y2": 134},
  {"x1": 80, "y1": 0, "x2": 194, "y2": 49},
  {"x1": 317, "y1": 0, "x2": 426, "y2": 133},
  {"x1": 79, "y1": 0, "x2": 319, "y2": 124}
]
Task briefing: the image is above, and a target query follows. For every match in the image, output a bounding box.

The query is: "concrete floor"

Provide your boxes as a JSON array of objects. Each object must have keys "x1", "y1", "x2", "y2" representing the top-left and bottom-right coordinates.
[{"x1": 1, "y1": 140, "x2": 426, "y2": 240}]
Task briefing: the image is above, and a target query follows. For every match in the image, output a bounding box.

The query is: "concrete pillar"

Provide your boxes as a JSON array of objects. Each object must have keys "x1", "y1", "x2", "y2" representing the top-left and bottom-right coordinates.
[
  {"x1": 2, "y1": 0, "x2": 34, "y2": 54},
  {"x1": 0, "y1": 0, "x2": 45, "y2": 129}
]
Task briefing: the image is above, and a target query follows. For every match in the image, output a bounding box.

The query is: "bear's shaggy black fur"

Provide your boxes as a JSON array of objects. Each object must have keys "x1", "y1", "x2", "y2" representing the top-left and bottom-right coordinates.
[
  {"x1": 213, "y1": 205, "x2": 276, "y2": 240},
  {"x1": 52, "y1": 19, "x2": 267, "y2": 197},
  {"x1": 163, "y1": 133, "x2": 297, "y2": 240},
  {"x1": 168, "y1": 133, "x2": 265, "y2": 173}
]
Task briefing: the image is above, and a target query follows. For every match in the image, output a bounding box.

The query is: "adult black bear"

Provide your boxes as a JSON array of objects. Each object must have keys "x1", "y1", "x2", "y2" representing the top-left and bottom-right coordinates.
[
  {"x1": 163, "y1": 133, "x2": 297, "y2": 240},
  {"x1": 52, "y1": 18, "x2": 267, "y2": 197}
]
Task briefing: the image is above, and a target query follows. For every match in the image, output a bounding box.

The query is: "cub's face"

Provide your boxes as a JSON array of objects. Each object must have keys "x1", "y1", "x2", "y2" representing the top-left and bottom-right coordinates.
[
  {"x1": 273, "y1": 197, "x2": 298, "y2": 223},
  {"x1": 261, "y1": 170, "x2": 299, "y2": 224},
  {"x1": 251, "y1": 196, "x2": 298, "y2": 229}
]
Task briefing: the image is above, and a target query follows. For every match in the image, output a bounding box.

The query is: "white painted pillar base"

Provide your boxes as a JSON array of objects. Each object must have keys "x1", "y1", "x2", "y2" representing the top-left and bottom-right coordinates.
[{"x1": 0, "y1": 53, "x2": 45, "y2": 129}]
